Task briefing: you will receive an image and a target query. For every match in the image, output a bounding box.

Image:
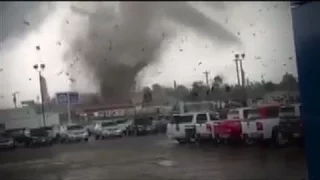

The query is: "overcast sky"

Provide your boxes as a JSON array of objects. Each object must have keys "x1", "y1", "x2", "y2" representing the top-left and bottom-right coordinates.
[{"x1": 0, "y1": 2, "x2": 297, "y2": 108}]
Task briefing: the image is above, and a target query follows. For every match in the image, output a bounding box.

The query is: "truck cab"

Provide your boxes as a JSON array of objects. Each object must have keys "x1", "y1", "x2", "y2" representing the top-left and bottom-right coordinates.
[{"x1": 166, "y1": 111, "x2": 219, "y2": 144}]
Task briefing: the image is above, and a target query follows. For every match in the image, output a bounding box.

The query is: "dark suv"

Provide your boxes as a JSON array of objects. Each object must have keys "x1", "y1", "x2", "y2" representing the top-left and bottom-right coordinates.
[
  {"x1": 25, "y1": 128, "x2": 53, "y2": 147},
  {"x1": 273, "y1": 104, "x2": 303, "y2": 147}
]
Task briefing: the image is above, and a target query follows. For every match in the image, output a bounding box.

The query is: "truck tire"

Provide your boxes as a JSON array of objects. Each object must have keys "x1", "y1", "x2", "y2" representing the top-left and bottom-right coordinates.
[
  {"x1": 176, "y1": 138, "x2": 186, "y2": 144},
  {"x1": 272, "y1": 129, "x2": 289, "y2": 148},
  {"x1": 95, "y1": 135, "x2": 100, "y2": 140}
]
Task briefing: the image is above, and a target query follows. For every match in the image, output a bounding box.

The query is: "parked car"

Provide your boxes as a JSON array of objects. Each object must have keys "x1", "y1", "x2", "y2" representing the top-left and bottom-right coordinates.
[
  {"x1": 43, "y1": 125, "x2": 60, "y2": 142},
  {"x1": 272, "y1": 103, "x2": 303, "y2": 147},
  {"x1": 24, "y1": 127, "x2": 53, "y2": 147},
  {"x1": 5, "y1": 128, "x2": 30, "y2": 145},
  {"x1": 131, "y1": 117, "x2": 154, "y2": 136},
  {"x1": 0, "y1": 132, "x2": 15, "y2": 149},
  {"x1": 241, "y1": 104, "x2": 280, "y2": 146},
  {"x1": 60, "y1": 124, "x2": 89, "y2": 142},
  {"x1": 166, "y1": 112, "x2": 219, "y2": 144},
  {"x1": 94, "y1": 121, "x2": 126, "y2": 139},
  {"x1": 214, "y1": 107, "x2": 254, "y2": 145}
]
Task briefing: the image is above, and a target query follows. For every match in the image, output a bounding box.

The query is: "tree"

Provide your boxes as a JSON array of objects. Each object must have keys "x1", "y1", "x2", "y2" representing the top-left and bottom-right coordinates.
[
  {"x1": 142, "y1": 86, "x2": 152, "y2": 103},
  {"x1": 213, "y1": 75, "x2": 223, "y2": 88},
  {"x1": 263, "y1": 81, "x2": 277, "y2": 92},
  {"x1": 279, "y1": 73, "x2": 298, "y2": 91}
]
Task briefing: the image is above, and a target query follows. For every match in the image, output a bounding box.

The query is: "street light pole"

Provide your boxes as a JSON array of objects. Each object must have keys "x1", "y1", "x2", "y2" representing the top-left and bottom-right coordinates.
[
  {"x1": 33, "y1": 63, "x2": 46, "y2": 127},
  {"x1": 234, "y1": 54, "x2": 241, "y2": 86}
]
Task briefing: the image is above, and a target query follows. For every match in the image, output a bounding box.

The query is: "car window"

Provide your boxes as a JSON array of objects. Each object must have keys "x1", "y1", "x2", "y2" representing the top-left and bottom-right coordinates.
[
  {"x1": 101, "y1": 122, "x2": 116, "y2": 127},
  {"x1": 264, "y1": 106, "x2": 279, "y2": 118},
  {"x1": 67, "y1": 125, "x2": 84, "y2": 130},
  {"x1": 196, "y1": 114, "x2": 208, "y2": 124},
  {"x1": 243, "y1": 109, "x2": 254, "y2": 119},
  {"x1": 209, "y1": 113, "x2": 220, "y2": 121},
  {"x1": 173, "y1": 115, "x2": 193, "y2": 124}
]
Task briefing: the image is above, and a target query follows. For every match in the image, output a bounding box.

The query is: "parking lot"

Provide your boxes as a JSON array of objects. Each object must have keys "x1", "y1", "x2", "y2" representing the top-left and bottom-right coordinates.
[{"x1": 0, "y1": 134, "x2": 306, "y2": 180}]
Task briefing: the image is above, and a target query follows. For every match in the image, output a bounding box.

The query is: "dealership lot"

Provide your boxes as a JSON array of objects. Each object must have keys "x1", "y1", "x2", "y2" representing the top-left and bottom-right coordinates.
[{"x1": 0, "y1": 134, "x2": 306, "y2": 180}]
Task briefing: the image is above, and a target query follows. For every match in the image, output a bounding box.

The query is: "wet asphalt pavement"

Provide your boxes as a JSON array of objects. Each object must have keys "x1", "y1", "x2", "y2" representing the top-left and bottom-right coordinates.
[{"x1": 0, "y1": 134, "x2": 307, "y2": 180}]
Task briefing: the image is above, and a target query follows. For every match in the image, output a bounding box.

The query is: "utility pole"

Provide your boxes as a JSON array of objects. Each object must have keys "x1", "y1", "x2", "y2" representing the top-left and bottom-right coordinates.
[
  {"x1": 239, "y1": 53, "x2": 246, "y2": 87},
  {"x1": 203, "y1": 71, "x2": 210, "y2": 88},
  {"x1": 234, "y1": 54, "x2": 241, "y2": 86},
  {"x1": 12, "y1": 92, "x2": 19, "y2": 108}
]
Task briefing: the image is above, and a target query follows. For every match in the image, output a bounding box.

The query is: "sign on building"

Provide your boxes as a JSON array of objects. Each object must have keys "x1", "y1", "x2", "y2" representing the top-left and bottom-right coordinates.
[{"x1": 56, "y1": 92, "x2": 79, "y2": 105}]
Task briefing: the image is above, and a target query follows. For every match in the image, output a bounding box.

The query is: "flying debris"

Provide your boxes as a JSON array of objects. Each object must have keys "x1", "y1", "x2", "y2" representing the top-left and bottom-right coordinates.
[
  {"x1": 254, "y1": 56, "x2": 262, "y2": 60},
  {"x1": 66, "y1": 20, "x2": 69, "y2": 24},
  {"x1": 69, "y1": 78, "x2": 76, "y2": 83},
  {"x1": 237, "y1": 32, "x2": 240, "y2": 36},
  {"x1": 289, "y1": 56, "x2": 293, "y2": 60},
  {"x1": 29, "y1": 78, "x2": 32, "y2": 81},
  {"x1": 258, "y1": 9, "x2": 262, "y2": 12},
  {"x1": 56, "y1": 41, "x2": 62, "y2": 46},
  {"x1": 36, "y1": 45, "x2": 41, "y2": 51},
  {"x1": 252, "y1": 33, "x2": 256, "y2": 37},
  {"x1": 141, "y1": 48, "x2": 144, "y2": 52},
  {"x1": 250, "y1": 23, "x2": 254, "y2": 27},
  {"x1": 23, "y1": 20, "x2": 30, "y2": 26},
  {"x1": 283, "y1": 63, "x2": 287, "y2": 66},
  {"x1": 0, "y1": 68, "x2": 3, "y2": 72},
  {"x1": 179, "y1": 49, "x2": 183, "y2": 52},
  {"x1": 65, "y1": 72, "x2": 69, "y2": 76},
  {"x1": 225, "y1": 18, "x2": 228, "y2": 24},
  {"x1": 198, "y1": 62, "x2": 202, "y2": 66}
]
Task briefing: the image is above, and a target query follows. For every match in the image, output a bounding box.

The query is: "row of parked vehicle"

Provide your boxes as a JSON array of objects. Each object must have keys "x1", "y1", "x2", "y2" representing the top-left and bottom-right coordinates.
[
  {"x1": 0, "y1": 116, "x2": 168, "y2": 150},
  {"x1": 167, "y1": 103, "x2": 303, "y2": 147}
]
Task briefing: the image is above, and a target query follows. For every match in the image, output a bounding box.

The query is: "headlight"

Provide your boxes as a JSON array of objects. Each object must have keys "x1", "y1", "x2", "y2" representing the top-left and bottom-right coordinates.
[
  {"x1": 83, "y1": 131, "x2": 88, "y2": 136},
  {"x1": 115, "y1": 129, "x2": 122, "y2": 133}
]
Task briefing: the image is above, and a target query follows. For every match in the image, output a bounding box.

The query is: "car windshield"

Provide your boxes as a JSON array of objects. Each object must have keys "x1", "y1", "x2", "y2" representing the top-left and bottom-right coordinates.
[
  {"x1": 101, "y1": 122, "x2": 116, "y2": 127},
  {"x1": 67, "y1": 125, "x2": 84, "y2": 130},
  {"x1": 30, "y1": 128, "x2": 48, "y2": 136},
  {"x1": 173, "y1": 115, "x2": 193, "y2": 124},
  {"x1": 115, "y1": 119, "x2": 128, "y2": 124},
  {"x1": 0, "y1": 132, "x2": 11, "y2": 138},
  {"x1": 43, "y1": 126, "x2": 53, "y2": 131}
]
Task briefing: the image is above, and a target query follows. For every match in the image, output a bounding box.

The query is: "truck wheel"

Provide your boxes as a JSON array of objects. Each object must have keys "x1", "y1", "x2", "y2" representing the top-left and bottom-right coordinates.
[
  {"x1": 176, "y1": 138, "x2": 186, "y2": 144},
  {"x1": 84, "y1": 138, "x2": 88, "y2": 142},
  {"x1": 273, "y1": 130, "x2": 289, "y2": 148},
  {"x1": 95, "y1": 135, "x2": 100, "y2": 140},
  {"x1": 25, "y1": 141, "x2": 32, "y2": 148}
]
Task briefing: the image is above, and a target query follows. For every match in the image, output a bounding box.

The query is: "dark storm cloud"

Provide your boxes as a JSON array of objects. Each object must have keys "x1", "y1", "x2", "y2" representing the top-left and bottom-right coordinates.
[
  {"x1": 64, "y1": 2, "x2": 241, "y2": 103},
  {"x1": 0, "y1": 2, "x2": 55, "y2": 43}
]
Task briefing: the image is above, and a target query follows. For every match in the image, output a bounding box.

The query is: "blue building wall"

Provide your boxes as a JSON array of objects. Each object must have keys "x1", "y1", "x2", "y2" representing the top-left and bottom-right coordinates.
[{"x1": 292, "y1": 2, "x2": 320, "y2": 180}]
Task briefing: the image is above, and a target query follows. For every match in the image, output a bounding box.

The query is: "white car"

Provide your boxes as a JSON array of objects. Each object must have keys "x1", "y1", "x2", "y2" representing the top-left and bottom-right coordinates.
[
  {"x1": 166, "y1": 112, "x2": 219, "y2": 144},
  {"x1": 60, "y1": 124, "x2": 89, "y2": 142},
  {"x1": 94, "y1": 121, "x2": 125, "y2": 139}
]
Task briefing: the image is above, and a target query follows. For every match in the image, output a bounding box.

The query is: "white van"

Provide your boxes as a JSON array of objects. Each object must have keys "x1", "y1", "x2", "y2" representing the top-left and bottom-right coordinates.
[{"x1": 166, "y1": 112, "x2": 219, "y2": 143}]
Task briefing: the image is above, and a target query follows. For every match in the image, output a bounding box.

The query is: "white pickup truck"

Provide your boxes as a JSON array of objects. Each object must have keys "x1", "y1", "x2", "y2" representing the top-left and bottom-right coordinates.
[
  {"x1": 241, "y1": 104, "x2": 280, "y2": 145},
  {"x1": 166, "y1": 112, "x2": 219, "y2": 144}
]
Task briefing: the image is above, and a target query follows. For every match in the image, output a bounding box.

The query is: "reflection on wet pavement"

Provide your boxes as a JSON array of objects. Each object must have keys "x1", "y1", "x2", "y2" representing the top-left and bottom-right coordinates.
[{"x1": 0, "y1": 135, "x2": 306, "y2": 180}]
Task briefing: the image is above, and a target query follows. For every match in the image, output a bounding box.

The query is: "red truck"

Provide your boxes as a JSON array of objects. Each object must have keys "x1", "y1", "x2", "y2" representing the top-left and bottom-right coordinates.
[{"x1": 211, "y1": 107, "x2": 254, "y2": 145}]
